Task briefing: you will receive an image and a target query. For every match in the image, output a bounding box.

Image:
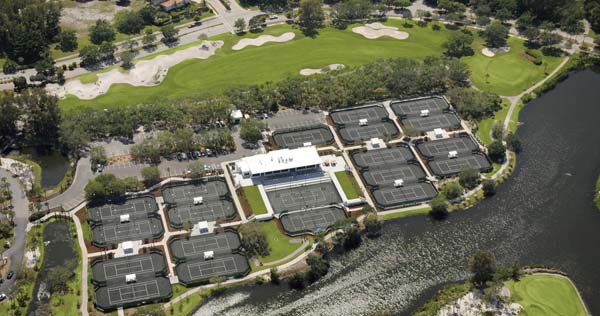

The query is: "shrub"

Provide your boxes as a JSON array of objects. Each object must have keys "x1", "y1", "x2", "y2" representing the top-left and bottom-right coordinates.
[
  {"x1": 288, "y1": 272, "x2": 306, "y2": 289},
  {"x1": 430, "y1": 194, "x2": 448, "y2": 220},
  {"x1": 487, "y1": 140, "x2": 506, "y2": 163},
  {"x1": 441, "y1": 182, "x2": 463, "y2": 200},
  {"x1": 458, "y1": 167, "x2": 480, "y2": 189},
  {"x1": 525, "y1": 49, "x2": 543, "y2": 65},
  {"x1": 482, "y1": 179, "x2": 496, "y2": 197}
]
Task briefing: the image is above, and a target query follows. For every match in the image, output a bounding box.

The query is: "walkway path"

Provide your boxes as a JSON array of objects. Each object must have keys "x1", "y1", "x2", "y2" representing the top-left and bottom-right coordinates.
[{"x1": 0, "y1": 170, "x2": 30, "y2": 295}]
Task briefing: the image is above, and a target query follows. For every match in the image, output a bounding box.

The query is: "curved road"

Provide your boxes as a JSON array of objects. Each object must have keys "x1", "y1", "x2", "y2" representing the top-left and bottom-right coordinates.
[{"x1": 0, "y1": 169, "x2": 29, "y2": 295}]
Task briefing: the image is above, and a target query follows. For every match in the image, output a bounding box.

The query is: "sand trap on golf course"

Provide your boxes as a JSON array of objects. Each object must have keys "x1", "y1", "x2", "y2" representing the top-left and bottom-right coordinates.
[
  {"x1": 300, "y1": 64, "x2": 345, "y2": 76},
  {"x1": 352, "y1": 22, "x2": 409, "y2": 40},
  {"x1": 482, "y1": 46, "x2": 510, "y2": 57},
  {"x1": 46, "y1": 41, "x2": 224, "y2": 100},
  {"x1": 232, "y1": 32, "x2": 295, "y2": 50}
]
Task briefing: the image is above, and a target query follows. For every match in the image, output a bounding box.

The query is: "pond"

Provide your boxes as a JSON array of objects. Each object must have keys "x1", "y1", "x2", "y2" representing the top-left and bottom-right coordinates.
[
  {"x1": 189, "y1": 70, "x2": 600, "y2": 316},
  {"x1": 26, "y1": 220, "x2": 78, "y2": 316},
  {"x1": 16, "y1": 150, "x2": 70, "y2": 189}
]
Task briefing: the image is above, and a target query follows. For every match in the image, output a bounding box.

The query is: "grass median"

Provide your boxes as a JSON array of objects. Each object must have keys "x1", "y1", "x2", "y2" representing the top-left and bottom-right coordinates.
[
  {"x1": 242, "y1": 185, "x2": 269, "y2": 215},
  {"x1": 335, "y1": 171, "x2": 361, "y2": 199}
]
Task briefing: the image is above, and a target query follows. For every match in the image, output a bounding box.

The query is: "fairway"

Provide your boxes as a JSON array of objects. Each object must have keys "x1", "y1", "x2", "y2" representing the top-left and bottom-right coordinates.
[
  {"x1": 506, "y1": 274, "x2": 587, "y2": 316},
  {"x1": 58, "y1": 20, "x2": 563, "y2": 112}
]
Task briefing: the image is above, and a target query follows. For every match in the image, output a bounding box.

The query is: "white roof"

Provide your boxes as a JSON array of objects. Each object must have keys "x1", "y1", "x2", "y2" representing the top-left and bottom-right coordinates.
[
  {"x1": 433, "y1": 128, "x2": 444, "y2": 135},
  {"x1": 230, "y1": 109, "x2": 243, "y2": 119},
  {"x1": 125, "y1": 274, "x2": 136, "y2": 283},
  {"x1": 198, "y1": 221, "x2": 209, "y2": 229},
  {"x1": 237, "y1": 146, "x2": 322, "y2": 175},
  {"x1": 122, "y1": 241, "x2": 133, "y2": 249},
  {"x1": 120, "y1": 214, "x2": 130, "y2": 223}
]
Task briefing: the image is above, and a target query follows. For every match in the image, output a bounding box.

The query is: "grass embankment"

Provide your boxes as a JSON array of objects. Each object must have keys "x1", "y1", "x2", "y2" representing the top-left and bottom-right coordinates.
[
  {"x1": 59, "y1": 19, "x2": 562, "y2": 113},
  {"x1": 242, "y1": 185, "x2": 268, "y2": 215},
  {"x1": 334, "y1": 171, "x2": 362, "y2": 199},
  {"x1": 381, "y1": 206, "x2": 432, "y2": 221},
  {"x1": 413, "y1": 282, "x2": 472, "y2": 316},
  {"x1": 255, "y1": 221, "x2": 304, "y2": 267},
  {"x1": 506, "y1": 274, "x2": 587, "y2": 316}
]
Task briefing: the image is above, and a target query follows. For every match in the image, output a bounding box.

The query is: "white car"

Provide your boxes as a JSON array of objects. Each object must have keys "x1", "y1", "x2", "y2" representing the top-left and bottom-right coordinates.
[{"x1": 0, "y1": 292, "x2": 7, "y2": 301}]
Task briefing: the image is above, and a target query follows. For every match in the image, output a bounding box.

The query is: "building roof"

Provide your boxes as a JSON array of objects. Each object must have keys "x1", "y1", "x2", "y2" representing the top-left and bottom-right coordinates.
[
  {"x1": 161, "y1": 0, "x2": 188, "y2": 8},
  {"x1": 237, "y1": 146, "x2": 322, "y2": 175}
]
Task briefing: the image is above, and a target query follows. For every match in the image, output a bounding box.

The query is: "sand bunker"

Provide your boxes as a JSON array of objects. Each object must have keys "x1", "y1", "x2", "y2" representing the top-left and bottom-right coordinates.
[
  {"x1": 232, "y1": 32, "x2": 295, "y2": 51},
  {"x1": 300, "y1": 64, "x2": 345, "y2": 76},
  {"x1": 482, "y1": 46, "x2": 510, "y2": 57},
  {"x1": 352, "y1": 22, "x2": 409, "y2": 40},
  {"x1": 46, "y1": 41, "x2": 224, "y2": 100}
]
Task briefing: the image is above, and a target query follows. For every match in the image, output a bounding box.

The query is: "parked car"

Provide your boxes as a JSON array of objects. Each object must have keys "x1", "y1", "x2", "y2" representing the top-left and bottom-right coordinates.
[
  {"x1": 263, "y1": 113, "x2": 269, "y2": 119},
  {"x1": 0, "y1": 292, "x2": 7, "y2": 301},
  {"x1": 6, "y1": 271, "x2": 14, "y2": 279}
]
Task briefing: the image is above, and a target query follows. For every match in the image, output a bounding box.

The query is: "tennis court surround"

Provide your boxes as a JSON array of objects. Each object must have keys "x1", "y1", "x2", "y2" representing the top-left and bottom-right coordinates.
[
  {"x1": 170, "y1": 230, "x2": 242, "y2": 262},
  {"x1": 330, "y1": 105, "x2": 388, "y2": 125},
  {"x1": 352, "y1": 145, "x2": 415, "y2": 169},
  {"x1": 362, "y1": 164, "x2": 426, "y2": 187},
  {"x1": 88, "y1": 196, "x2": 158, "y2": 224},
  {"x1": 428, "y1": 153, "x2": 492, "y2": 177},
  {"x1": 176, "y1": 253, "x2": 250, "y2": 286},
  {"x1": 266, "y1": 181, "x2": 342, "y2": 214},
  {"x1": 162, "y1": 179, "x2": 238, "y2": 228},
  {"x1": 92, "y1": 252, "x2": 172, "y2": 311},
  {"x1": 91, "y1": 216, "x2": 164, "y2": 247},
  {"x1": 400, "y1": 112, "x2": 461, "y2": 132},
  {"x1": 330, "y1": 105, "x2": 400, "y2": 144},
  {"x1": 337, "y1": 121, "x2": 399, "y2": 144},
  {"x1": 279, "y1": 206, "x2": 346, "y2": 235},
  {"x1": 416, "y1": 135, "x2": 479, "y2": 159},
  {"x1": 390, "y1": 97, "x2": 449, "y2": 117},
  {"x1": 372, "y1": 182, "x2": 438, "y2": 208},
  {"x1": 272, "y1": 125, "x2": 334, "y2": 149}
]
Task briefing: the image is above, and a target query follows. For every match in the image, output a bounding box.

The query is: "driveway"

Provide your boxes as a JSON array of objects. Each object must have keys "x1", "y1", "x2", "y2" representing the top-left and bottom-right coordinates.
[
  {"x1": 0, "y1": 169, "x2": 29, "y2": 295},
  {"x1": 201, "y1": 0, "x2": 261, "y2": 33},
  {"x1": 46, "y1": 157, "x2": 93, "y2": 211}
]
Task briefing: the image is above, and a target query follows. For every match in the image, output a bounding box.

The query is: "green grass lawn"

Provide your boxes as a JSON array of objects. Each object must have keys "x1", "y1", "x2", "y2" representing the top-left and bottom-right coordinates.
[
  {"x1": 334, "y1": 171, "x2": 361, "y2": 199},
  {"x1": 475, "y1": 99, "x2": 510, "y2": 145},
  {"x1": 257, "y1": 221, "x2": 303, "y2": 264},
  {"x1": 506, "y1": 274, "x2": 587, "y2": 316},
  {"x1": 382, "y1": 206, "x2": 431, "y2": 221},
  {"x1": 463, "y1": 36, "x2": 563, "y2": 96},
  {"x1": 242, "y1": 185, "x2": 268, "y2": 215}
]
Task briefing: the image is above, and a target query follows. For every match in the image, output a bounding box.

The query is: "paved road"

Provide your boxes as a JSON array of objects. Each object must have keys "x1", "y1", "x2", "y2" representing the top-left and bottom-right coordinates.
[
  {"x1": 0, "y1": 170, "x2": 29, "y2": 295},
  {"x1": 46, "y1": 157, "x2": 93, "y2": 211}
]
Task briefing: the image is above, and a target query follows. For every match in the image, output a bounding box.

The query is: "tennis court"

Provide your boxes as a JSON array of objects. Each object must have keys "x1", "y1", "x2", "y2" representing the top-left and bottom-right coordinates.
[
  {"x1": 362, "y1": 164, "x2": 426, "y2": 187},
  {"x1": 176, "y1": 253, "x2": 250, "y2": 285},
  {"x1": 92, "y1": 253, "x2": 166, "y2": 284},
  {"x1": 88, "y1": 196, "x2": 158, "y2": 224},
  {"x1": 170, "y1": 230, "x2": 242, "y2": 261},
  {"x1": 266, "y1": 181, "x2": 342, "y2": 213},
  {"x1": 94, "y1": 277, "x2": 172, "y2": 311},
  {"x1": 330, "y1": 105, "x2": 388, "y2": 125},
  {"x1": 162, "y1": 180, "x2": 229, "y2": 205},
  {"x1": 337, "y1": 121, "x2": 399, "y2": 144},
  {"x1": 279, "y1": 207, "x2": 346, "y2": 235},
  {"x1": 416, "y1": 136, "x2": 479, "y2": 159},
  {"x1": 401, "y1": 112, "x2": 461, "y2": 132},
  {"x1": 390, "y1": 97, "x2": 449, "y2": 117},
  {"x1": 351, "y1": 146, "x2": 414, "y2": 169},
  {"x1": 272, "y1": 125, "x2": 334, "y2": 149},
  {"x1": 167, "y1": 199, "x2": 237, "y2": 228},
  {"x1": 428, "y1": 153, "x2": 492, "y2": 177},
  {"x1": 91, "y1": 217, "x2": 164, "y2": 246},
  {"x1": 372, "y1": 182, "x2": 438, "y2": 208}
]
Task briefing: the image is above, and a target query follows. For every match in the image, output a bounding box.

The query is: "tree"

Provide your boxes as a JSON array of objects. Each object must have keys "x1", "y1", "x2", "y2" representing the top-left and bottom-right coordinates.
[
  {"x1": 505, "y1": 132, "x2": 522, "y2": 153},
  {"x1": 393, "y1": 0, "x2": 412, "y2": 10},
  {"x1": 239, "y1": 119, "x2": 265, "y2": 143},
  {"x1": 443, "y1": 31, "x2": 474, "y2": 57},
  {"x1": 188, "y1": 161, "x2": 205, "y2": 178},
  {"x1": 430, "y1": 193, "x2": 448, "y2": 220},
  {"x1": 142, "y1": 29, "x2": 157, "y2": 47},
  {"x1": 482, "y1": 22, "x2": 509, "y2": 48},
  {"x1": 84, "y1": 179, "x2": 107, "y2": 200},
  {"x1": 332, "y1": 0, "x2": 374, "y2": 28},
  {"x1": 234, "y1": 18, "x2": 246, "y2": 34},
  {"x1": 516, "y1": 12, "x2": 535, "y2": 30},
  {"x1": 58, "y1": 119, "x2": 90, "y2": 157},
  {"x1": 458, "y1": 167, "x2": 480, "y2": 189},
  {"x1": 47, "y1": 262, "x2": 75, "y2": 293},
  {"x1": 288, "y1": 272, "x2": 306, "y2": 289},
  {"x1": 491, "y1": 122, "x2": 504, "y2": 140},
  {"x1": 469, "y1": 250, "x2": 496, "y2": 286},
  {"x1": 340, "y1": 225, "x2": 362, "y2": 250},
  {"x1": 12, "y1": 76, "x2": 27, "y2": 93},
  {"x1": 248, "y1": 15, "x2": 266, "y2": 32},
  {"x1": 3, "y1": 59, "x2": 18, "y2": 74},
  {"x1": 90, "y1": 146, "x2": 108, "y2": 169},
  {"x1": 446, "y1": 87, "x2": 502, "y2": 120},
  {"x1": 99, "y1": 41, "x2": 116, "y2": 61},
  {"x1": 482, "y1": 179, "x2": 496, "y2": 197},
  {"x1": 121, "y1": 51, "x2": 135, "y2": 70},
  {"x1": 57, "y1": 30, "x2": 78, "y2": 52},
  {"x1": 89, "y1": 19, "x2": 116, "y2": 45},
  {"x1": 306, "y1": 253, "x2": 330, "y2": 283},
  {"x1": 363, "y1": 213, "x2": 382, "y2": 237},
  {"x1": 161, "y1": 24, "x2": 178, "y2": 43},
  {"x1": 270, "y1": 268, "x2": 280, "y2": 284},
  {"x1": 114, "y1": 10, "x2": 145, "y2": 35},
  {"x1": 239, "y1": 222, "x2": 270, "y2": 257},
  {"x1": 539, "y1": 31, "x2": 562, "y2": 47},
  {"x1": 441, "y1": 181, "x2": 463, "y2": 200},
  {"x1": 487, "y1": 140, "x2": 506, "y2": 163},
  {"x1": 79, "y1": 45, "x2": 101, "y2": 66},
  {"x1": 141, "y1": 166, "x2": 161, "y2": 187},
  {"x1": 298, "y1": 0, "x2": 325, "y2": 35}
]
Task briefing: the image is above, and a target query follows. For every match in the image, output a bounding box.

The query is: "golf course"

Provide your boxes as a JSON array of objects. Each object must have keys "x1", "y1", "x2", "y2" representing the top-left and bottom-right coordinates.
[
  {"x1": 506, "y1": 274, "x2": 588, "y2": 316},
  {"x1": 58, "y1": 19, "x2": 563, "y2": 112}
]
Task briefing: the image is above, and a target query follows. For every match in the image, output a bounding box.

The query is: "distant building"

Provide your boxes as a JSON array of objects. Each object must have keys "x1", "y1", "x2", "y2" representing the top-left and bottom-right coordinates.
[
  {"x1": 230, "y1": 109, "x2": 243, "y2": 124},
  {"x1": 154, "y1": 0, "x2": 190, "y2": 12}
]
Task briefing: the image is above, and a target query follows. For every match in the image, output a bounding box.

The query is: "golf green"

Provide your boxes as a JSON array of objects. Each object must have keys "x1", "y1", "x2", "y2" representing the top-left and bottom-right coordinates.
[
  {"x1": 506, "y1": 274, "x2": 587, "y2": 316},
  {"x1": 59, "y1": 20, "x2": 562, "y2": 112}
]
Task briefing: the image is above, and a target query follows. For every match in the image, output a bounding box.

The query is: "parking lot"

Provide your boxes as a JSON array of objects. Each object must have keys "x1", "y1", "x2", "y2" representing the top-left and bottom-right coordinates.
[{"x1": 267, "y1": 109, "x2": 325, "y2": 130}]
